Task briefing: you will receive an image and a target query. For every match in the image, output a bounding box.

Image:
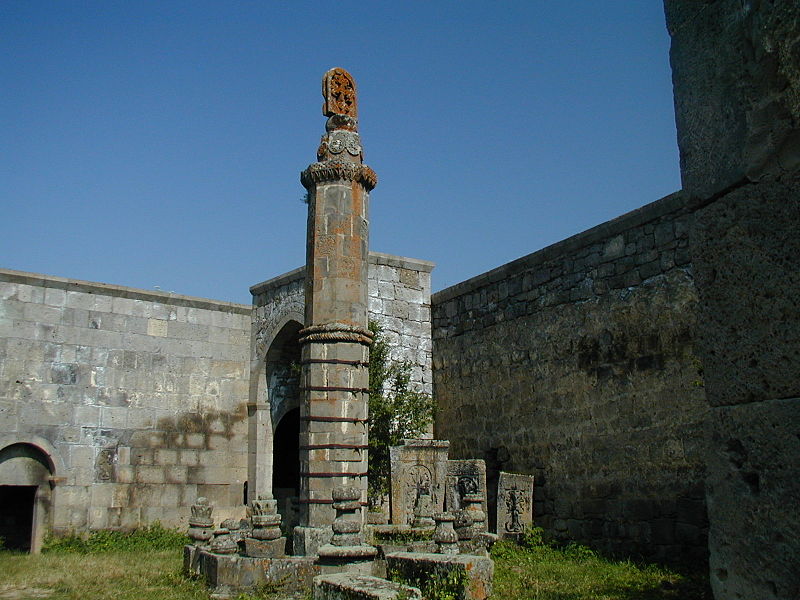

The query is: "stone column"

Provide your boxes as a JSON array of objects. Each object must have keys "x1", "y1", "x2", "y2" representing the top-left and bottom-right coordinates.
[{"x1": 295, "y1": 68, "x2": 377, "y2": 553}]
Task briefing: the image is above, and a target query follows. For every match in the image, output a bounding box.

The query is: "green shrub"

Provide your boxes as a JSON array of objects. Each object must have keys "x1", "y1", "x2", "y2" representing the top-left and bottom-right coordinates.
[
  {"x1": 520, "y1": 526, "x2": 546, "y2": 548},
  {"x1": 562, "y1": 541, "x2": 597, "y2": 561},
  {"x1": 44, "y1": 522, "x2": 188, "y2": 553},
  {"x1": 367, "y1": 321, "x2": 435, "y2": 506}
]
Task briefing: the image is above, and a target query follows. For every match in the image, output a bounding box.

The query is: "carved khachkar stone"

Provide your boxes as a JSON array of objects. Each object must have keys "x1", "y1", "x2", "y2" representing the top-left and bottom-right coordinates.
[
  {"x1": 188, "y1": 497, "x2": 214, "y2": 545},
  {"x1": 496, "y1": 472, "x2": 534, "y2": 538},
  {"x1": 445, "y1": 459, "x2": 488, "y2": 532},
  {"x1": 389, "y1": 439, "x2": 450, "y2": 526},
  {"x1": 297, "y1": 69, "x2": 376, "y2": 547}
]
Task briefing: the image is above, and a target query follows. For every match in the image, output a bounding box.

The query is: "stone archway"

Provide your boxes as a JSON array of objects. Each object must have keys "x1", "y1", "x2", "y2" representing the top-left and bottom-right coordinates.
[
  {"x1": 248, "y1": 316, "x2": 303, "y2": 504},
  {"x1": 0, "y1": 443, "x2": 54, "y2": 553},
  {"x1": 265, "y1": 321, "x2": 302, "y2": 531}
]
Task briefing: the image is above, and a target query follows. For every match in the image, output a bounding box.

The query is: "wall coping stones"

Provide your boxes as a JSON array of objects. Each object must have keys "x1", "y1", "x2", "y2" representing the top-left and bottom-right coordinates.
[
  {"x1": 249, "y1": 252, "x2": 435, "y2": 297},
  {"x1": 432, "y1": 191, "x2": 688, "y2": 304},
  {"x1": 369, "y1": 252, "x2": 435, "y2": 273},
  {"x1": 0, "y1": 267, "x2": 252, "y2": 314}
]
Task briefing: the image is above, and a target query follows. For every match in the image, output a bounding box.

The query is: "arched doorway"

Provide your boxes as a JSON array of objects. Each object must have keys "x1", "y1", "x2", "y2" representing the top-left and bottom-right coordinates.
[
  {"x1": 266, "y1": 320, "x2": 302, "y2": 532},
  {"x1": 0, "y1": 443, "x2": 54, "y2": 553}
]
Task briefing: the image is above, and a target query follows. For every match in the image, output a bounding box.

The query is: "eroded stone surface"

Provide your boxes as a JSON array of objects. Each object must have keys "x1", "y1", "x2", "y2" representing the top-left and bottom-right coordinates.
[
  {"x1": 198, "y1": 551, "x2": 319, "y2": 599},
  {"x1": 496, "y1": 472, "x2": 534, "y2": 538},
  {"x1": 385, "y1": 551, "x2": 493, "y2": 600},
  {"x1": 445, "y1": 459, "x2": 487, "y2": 519},
  {"x1": 389, "y1": 440, "x2": 449, "y2": 526},
  {"x1": 313, "y1": 573, "x2": 421, "y2": 600}
]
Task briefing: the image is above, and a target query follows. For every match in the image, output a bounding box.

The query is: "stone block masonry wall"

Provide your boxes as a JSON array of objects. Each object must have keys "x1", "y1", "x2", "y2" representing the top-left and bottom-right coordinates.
[
  {"x1": 0, "y1": 269, "x2": 252, "y2": 533},
  {"x1": 666, "y1": 2, "x2": 800, "y2": 597},
  {"x1": 251, "y1": 252, "x2": 434, "y2": 396},
  {"x1": 432, "y1": 192, "x2": 710, "y2": 565},
  {"x1": 367, "y1": 252, "x2": 434, "y2": 396}
]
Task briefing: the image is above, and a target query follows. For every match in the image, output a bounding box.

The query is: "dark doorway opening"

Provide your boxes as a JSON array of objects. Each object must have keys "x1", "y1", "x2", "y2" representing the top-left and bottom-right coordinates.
[
  {"x1": 273, "y1": 407, "x2": 300, "y2": 493},
  {"x1": 0, "y1": 486, "x2": 36, "y2": 551},
  {"x1": 272, "y1": 407, "x2": 300, "y2": 533}
]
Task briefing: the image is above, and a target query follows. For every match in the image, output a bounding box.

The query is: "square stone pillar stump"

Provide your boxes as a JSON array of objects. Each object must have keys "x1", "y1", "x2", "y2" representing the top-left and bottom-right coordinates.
[{"x1": 295, "y1": 68, "x2": 378, "y2": 555}]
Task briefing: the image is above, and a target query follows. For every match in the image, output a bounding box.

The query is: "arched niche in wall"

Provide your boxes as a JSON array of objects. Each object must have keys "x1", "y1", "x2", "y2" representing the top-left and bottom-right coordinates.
[
  {"x1": 246, "y1": 315, "x2": 303, "y2": 505},
  {"x1": 0, "y1": 442, "x2": 55, "y2": 553},
  {"x1": 266, "y1": 319, "x2": 303, "y2": 428},
  {"x1": 266, "y1": 320, "x2": 302, "y2": 532}
]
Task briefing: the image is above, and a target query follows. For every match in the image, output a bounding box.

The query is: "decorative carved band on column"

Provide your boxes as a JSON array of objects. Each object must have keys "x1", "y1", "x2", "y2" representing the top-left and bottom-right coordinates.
[
  {"x1": 298, "y1": 322, "x2": 374, "y2": 346},
  {"x1": 300, "y1": 162, "x2": 377, "y2": 191}
]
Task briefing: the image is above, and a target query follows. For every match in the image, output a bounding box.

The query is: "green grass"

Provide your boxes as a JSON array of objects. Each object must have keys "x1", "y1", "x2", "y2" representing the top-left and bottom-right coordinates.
[
  {"x1": 491, "y1": 534, "x2": 711, "y2": 600},
  {"x1": 0, "y1": 526, "x2": 710, "y2": 600},
  {"x1": 43, "y1": 522, "x2": 189, "y2": 554},
  {"x1": 0, "y1": 549, "x2": 206, "y2": 600}
]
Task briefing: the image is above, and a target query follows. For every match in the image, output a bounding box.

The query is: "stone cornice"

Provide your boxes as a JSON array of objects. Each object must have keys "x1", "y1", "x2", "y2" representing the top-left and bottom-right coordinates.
[{"x1": 300, "y1": 162, "x2": 377, "y2": 191}]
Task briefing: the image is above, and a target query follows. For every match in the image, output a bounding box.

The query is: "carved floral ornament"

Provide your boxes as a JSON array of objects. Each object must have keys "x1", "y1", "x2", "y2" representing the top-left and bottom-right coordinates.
[
  {"x1": 323, "y1": 67, "x2": 357, "y2": 119},
  {"x1": 300, "y1": 162, "x2": 377, "y2": 191}
]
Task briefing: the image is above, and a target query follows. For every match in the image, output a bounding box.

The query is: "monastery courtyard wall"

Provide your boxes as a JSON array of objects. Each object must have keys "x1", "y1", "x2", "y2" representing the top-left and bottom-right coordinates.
[{"x1": 432, "y1": 191, "x2": 709, "y2": 564}]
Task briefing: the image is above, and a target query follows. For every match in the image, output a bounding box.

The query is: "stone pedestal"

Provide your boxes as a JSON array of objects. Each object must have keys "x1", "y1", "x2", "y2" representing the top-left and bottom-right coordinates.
[
  {"x1": 198, "y1": 551, "x2": 319, "y2": 599},
  {"x1": 188, "y1": 497, "x2": 214, "y2": 545},
  {"x1": 210, "y1": 528, "x2": 239, "y2": 555},
  {"x1": 433, "y1": 512, "x2": 459, "y2": 555},
  {"x1": 318, "y1": 487, "x2": 377, "y2": 565},
  {"x1": 244, "y1": 496, "x2": 286, "y2": 558},
  {"x1": 462, "y1": 493, "x2": 486, "y2": 536}
]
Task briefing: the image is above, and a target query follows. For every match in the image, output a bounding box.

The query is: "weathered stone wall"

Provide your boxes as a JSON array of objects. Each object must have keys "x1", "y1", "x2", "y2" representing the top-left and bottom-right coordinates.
[
  {"x1": 251, "y1": 252, "x2": 434, "y2": 396},
  {"x1": 367, "y1": 252, "x2": 434, "y2": 396},
  {"x1": 666, "y1": 2, "x2": 800, "y2": 598},
  {"x1": 432, "y1": 192, "x2": 710, "y2": 564},
  {"x1": 0, "y1": 269, "x2": 251, "y2": 533}
]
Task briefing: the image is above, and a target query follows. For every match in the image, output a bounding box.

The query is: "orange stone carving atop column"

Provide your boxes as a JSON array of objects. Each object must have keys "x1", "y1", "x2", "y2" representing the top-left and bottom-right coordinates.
[{"x1": 323, "y1": 67, "x2": 358, "y2": 120}]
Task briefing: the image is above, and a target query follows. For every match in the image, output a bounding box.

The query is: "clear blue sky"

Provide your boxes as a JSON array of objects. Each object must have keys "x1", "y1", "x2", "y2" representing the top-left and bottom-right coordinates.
[{"x1": 1, "y1": 1, "x2": 680, "y2": 304}]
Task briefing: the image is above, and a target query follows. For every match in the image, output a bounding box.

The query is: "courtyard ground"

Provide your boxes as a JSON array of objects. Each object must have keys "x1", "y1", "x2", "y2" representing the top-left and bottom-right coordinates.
[{"x1": 0, "y1": 540, "x2": 710, "y2": 600}]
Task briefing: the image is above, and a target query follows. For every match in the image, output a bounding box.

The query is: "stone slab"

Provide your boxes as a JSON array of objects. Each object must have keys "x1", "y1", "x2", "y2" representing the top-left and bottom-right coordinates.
[
  {"x1": 389, "y1": 440, "x2": 449, "y2": 526},
  {"x1": 313, "y1": 573, "x2": 421, "y2": 600},
  {"x1": 496, "y1": 472, "x2": 534, "y2": 538},
  {"x1": 445, "y1": 459, "x2": 487, "y2": 521},
  {"x1": 197, "y1": 550, "x2": 319, "y2": 599}
]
